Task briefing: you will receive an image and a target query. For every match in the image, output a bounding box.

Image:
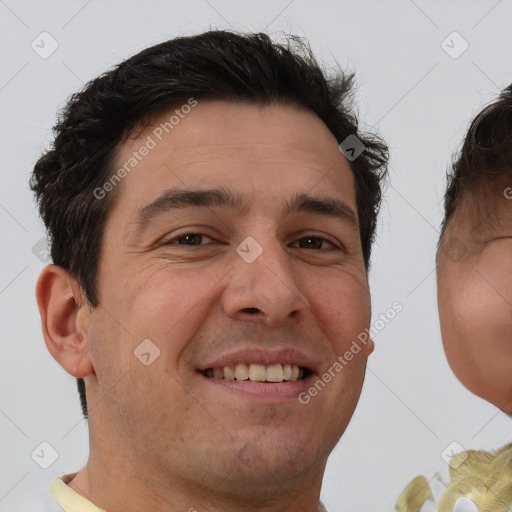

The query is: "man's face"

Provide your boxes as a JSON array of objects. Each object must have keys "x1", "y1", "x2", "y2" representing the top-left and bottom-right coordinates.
[
  {"x1": 82, "y1": 100, "x2": 372, "y2": 496},
  {"x1": 437, "y1": 192, "x2": 512, "y2": 413}
]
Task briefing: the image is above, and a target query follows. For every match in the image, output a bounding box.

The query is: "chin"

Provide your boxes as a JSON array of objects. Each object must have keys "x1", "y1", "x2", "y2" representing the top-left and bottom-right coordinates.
[
  {"x1": 462, "y1": 379, "x2": 512, "y2": 415},
  {"x1": 493, "y1": 393, "x2": 512, "y2": 414},
  {"x1": 230, "y1": 434, "x2": 325, "y2": 482}
]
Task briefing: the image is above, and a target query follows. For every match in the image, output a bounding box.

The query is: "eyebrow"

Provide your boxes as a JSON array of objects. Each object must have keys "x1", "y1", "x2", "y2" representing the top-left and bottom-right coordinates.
[{"x1": 133, "y1": 187, "x2": 358, "y2": 234}]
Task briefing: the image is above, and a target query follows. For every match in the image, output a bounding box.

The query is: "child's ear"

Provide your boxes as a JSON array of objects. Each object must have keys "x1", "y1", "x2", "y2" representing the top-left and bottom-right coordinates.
[
  {"x1": 367, "y1": 338, "x2": 375, "y2": 356},
  {"x1": 35, "y1": 265, "x2": 94, "y2": 378}
]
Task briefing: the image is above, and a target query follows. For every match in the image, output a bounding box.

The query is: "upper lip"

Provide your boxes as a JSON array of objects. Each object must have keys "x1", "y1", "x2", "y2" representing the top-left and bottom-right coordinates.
[{"x1": 196, "y1": 347, "x2": 318, "y2": 373}]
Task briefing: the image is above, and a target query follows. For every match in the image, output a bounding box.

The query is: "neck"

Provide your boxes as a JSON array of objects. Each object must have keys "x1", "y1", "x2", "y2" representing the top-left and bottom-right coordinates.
[
  {"x1": 68, "y1": 425, "x2": 326, "y2": 512},
  {"x1": 69, "y1": 461, "x2": 325, "y2": 512}
]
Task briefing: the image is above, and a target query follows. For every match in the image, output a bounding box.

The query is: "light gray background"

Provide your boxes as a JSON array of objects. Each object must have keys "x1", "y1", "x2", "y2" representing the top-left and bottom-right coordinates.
[{"x1": 1, "y1": 1, "x2": 512, "y2": 511}]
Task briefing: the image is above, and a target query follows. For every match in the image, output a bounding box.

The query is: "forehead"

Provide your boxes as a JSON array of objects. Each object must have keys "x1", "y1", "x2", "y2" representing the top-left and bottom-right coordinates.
[
  {"x1": 111, "y1": 100, "x2": 356, "y2": 219},
  {"x1": 445, "y1": 176, "x2": 512, "y2": 240}
]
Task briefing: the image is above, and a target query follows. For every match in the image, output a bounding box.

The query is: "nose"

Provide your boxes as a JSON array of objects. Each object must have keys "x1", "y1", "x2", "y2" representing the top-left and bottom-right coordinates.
[{"x1": 221, "y1": 236, "x2": 309, "y2": 327}]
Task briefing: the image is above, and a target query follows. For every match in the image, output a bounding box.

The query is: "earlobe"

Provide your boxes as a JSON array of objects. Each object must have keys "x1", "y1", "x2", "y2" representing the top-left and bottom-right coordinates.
[
  {"x1": 36, "y1": 265, "x2": 94, "y2": 378},
  {"x1": 366, "y1": 338, "x2": 375, "y2": 356}
]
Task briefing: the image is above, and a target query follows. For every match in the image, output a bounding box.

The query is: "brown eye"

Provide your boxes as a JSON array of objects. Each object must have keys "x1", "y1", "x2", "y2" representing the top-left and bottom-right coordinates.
[
  {"x1": 291, "y1": 236, "x2": 337, "y2": 250},
  {"x1": 166, "y1": 233, "x2": 215, "y2": 246}
]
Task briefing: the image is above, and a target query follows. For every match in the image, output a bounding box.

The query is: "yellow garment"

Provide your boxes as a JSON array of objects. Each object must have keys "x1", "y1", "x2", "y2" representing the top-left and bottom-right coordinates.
[
  {"x1": 50, "y1": 472, "x2": 328, "y2": 512},
  {"x1": 395, "y1": 444, "x2": 512, "y2": 512},
  {"x1": 49, "y1": 473, "x2": 106, "y2": 512},
  {"x1": 396, "y1": 475, "x2": 434, "y2": 512}
]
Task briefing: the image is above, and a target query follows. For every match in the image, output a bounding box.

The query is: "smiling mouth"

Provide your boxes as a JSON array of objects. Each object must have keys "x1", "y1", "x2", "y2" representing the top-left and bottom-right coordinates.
[{"x1": 200, "y1": 363, "x2": 311, "y2": 383}]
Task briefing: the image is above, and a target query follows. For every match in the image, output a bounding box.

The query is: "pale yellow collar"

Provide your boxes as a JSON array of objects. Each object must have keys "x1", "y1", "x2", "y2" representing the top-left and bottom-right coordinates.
[
  {"x1": 50, "y1": 472, "x2": 328, "y2": 512},
  {"x1": 49, "y1": 473, "x2": 106, "y2": 512}
]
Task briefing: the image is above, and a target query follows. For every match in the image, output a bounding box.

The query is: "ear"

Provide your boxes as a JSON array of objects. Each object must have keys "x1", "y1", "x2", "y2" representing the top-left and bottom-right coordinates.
[
  {"x1": 366, "y1": 338, "x2": 375, "y2": 356},
  {"x1": 36, "y1": 265, "x2": 94, "y2": 378}
]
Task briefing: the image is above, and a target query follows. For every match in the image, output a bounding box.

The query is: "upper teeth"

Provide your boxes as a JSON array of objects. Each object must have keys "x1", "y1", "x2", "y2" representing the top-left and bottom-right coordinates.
[{"x1": 204, "y1": 363, "x2": 304, "y2": 382}]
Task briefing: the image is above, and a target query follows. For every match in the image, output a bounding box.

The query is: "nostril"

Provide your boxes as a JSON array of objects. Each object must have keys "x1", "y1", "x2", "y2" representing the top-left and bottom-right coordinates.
[{"x1": 244, "y1": 307, "x2": 260, "y2": 314}]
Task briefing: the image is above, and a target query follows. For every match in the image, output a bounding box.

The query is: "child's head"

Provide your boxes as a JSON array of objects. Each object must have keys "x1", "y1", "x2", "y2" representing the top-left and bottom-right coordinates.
[{"x1": 437, "y1": 85, "x2": 512, "y2": 413}]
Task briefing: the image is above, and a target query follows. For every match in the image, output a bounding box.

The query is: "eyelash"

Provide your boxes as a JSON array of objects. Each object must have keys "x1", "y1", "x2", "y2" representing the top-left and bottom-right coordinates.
[{"x1": 164, "y1": 232, "x2": 340, "y2": 250}]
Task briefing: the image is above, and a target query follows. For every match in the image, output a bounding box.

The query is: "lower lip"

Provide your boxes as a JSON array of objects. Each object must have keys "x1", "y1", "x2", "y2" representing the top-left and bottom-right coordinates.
[{"x1": 198, "y1": 373, "x2": 314, "y2": 401}]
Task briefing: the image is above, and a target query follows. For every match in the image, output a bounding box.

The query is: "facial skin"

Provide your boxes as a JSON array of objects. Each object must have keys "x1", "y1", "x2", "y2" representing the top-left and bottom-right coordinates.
[
  {"x1": 437, "y1": 193, "x2": 512, "y2": 414},
  {"x1": 37, "y1": 100, "x2": 373, "y2": 512}
]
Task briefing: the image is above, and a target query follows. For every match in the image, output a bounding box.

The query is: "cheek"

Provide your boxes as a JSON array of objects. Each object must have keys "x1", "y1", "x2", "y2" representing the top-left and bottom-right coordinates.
[
  {"x1": 105, "y1": 261, "x2": 222, "y2": 336},
  {"x1": 89, "y1": 262, "x2": 224, "y2": 397},
  {"x1": 439, "y1": 265, "x2": 512, "y2": 405},
  {"x1": 311, "y1": 273, "x2": 371, "y2": 353}
]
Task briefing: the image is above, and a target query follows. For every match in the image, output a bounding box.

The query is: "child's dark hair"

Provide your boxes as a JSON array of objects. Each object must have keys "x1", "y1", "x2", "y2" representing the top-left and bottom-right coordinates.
[{"x1": 441, "y1": 84, "x2": 512, "y2": 239}]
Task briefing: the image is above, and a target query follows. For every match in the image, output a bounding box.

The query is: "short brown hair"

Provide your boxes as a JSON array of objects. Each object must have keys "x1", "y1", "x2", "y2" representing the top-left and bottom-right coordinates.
[{"x1": 441, "y1": 84, "x2": 512, "y2": 238}]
